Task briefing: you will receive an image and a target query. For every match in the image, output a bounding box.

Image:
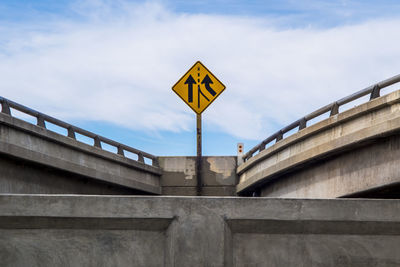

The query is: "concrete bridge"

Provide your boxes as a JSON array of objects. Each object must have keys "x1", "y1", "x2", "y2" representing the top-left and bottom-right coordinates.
[
  {"x1": 0, "y1": 97, "x2": 162, "y2": 195},
  {"x1": 2, "y1": 75, "x2": 400, "y2": 198},
  {"x1": 1, "y1": 75, "x2": 400, "y2": 266},
  {"x1": 237, "y1": 74, "x2": 400, "y2": 198}
]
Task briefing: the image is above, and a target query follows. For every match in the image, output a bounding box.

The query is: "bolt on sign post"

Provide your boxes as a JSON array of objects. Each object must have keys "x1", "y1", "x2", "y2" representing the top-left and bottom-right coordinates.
[{"x1": 172, "y1": 61, "x2": 226, "y2": 195}]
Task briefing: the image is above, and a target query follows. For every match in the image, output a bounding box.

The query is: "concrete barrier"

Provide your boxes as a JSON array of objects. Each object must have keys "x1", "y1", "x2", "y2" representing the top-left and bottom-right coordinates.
[
  {"x1": 0, "y1": 113, "x2": 162, "y2": 194},
  {"x1": 237, "y1": 90, "x2": 400, "y2": 198},
  {"x1": 0, "y1": 195, "x2": 399, "y2": 266},
  {"x1": 159, "y1": 156, "x2": 237, "y2": 196}
]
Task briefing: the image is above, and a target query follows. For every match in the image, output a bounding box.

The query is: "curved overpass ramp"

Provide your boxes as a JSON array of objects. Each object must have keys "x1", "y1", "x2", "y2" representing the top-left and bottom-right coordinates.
[
  {"x1": 238, "y1": 75, "x2": 400, "y2": 198},
  {"x1": 0, "y1": 97, "x2": 162, "y2": 195}
]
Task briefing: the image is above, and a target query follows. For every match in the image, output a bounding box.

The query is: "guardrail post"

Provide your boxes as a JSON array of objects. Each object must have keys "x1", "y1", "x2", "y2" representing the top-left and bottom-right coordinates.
[
  {"x1": 330, "y1": 102, "x2": 339, "y2": 116},
  {"x1": 117, "y1": 146, "x2": 124, "y2": 156},
  {"x1": 370, "y1": 85, "x2": 381, "y2": 100},
  {"x1": 1, "y1": 101, "x2": 11, "y2": 115},
  {"x1": 152, "y1": 157, "x2": 159, "y2": 167},
  {"x1": 299, "y1": 118, "x2": 307, "y2": 130},
  {"x1": 67, "y1": 126, "x2": 76, "y2": 139},
  {"x1": 36, "y1": 115, "x2": 46, "y2": 128},
  {"x1": 94, "y1": 136, "x2": 102, "y2": 148},
  {"x1": 259, "y1": 142, "x2": 266, "y2": 152},
  {"x1": 138, "y1": 153, "x2": 145, "y2": 163},
  {"x1": 276, "y1": 131, "x2": 283, "y2": 142}
]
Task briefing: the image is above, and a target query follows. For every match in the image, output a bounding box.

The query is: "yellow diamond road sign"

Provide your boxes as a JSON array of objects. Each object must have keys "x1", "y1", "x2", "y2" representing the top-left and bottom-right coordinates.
[{"x1": 172, "y1": 61, "x2": 226, "y2": 114}]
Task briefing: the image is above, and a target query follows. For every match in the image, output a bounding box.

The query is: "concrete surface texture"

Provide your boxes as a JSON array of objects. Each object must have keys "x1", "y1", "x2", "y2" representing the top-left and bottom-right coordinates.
[
  {"x1": 0, "y1": 113, "x2": 162, "y2": 194},
  {"x1": 159, "y1": 156, "x2": 237, "y2": 196},
  {"x1": 0, "y1": 195, "x2": 399, "y2": 266},
  {"x1": 237, "y1": 90, "x2": 400, "y2": 197},
  {"x1": 260, "y1": 134, "x2": 400, "y2": 198}
]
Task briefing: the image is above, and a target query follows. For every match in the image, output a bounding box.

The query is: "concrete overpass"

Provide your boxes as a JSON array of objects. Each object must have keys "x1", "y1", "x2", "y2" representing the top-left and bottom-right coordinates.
[
  {"x1": 2, "y1": 75, "x2": 400, "y2": 198},
  {"x1": 1, "y1": 75, "x2": 400, "y2": 266},
  {"x1": 0, "y1": 97, "x2": 162, "y2": 195},
  {"x1": 237, "y1": 74, "x2": 400, "y2": 198}
]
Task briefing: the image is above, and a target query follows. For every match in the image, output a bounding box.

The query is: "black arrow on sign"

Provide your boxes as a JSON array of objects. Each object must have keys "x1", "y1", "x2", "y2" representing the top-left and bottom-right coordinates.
[
  {"x1": 201, "y1": 74, "x2": 216, "y2": 96},
  {"x1": 185, "y1": 75, "x2": 196, "y2": 103}
]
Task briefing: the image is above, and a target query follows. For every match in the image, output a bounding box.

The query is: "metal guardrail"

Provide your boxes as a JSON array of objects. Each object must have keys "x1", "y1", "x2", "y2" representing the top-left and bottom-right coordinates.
[
  {"x1": 243, "y1": 74, "x2": 400, "y2": 162},
  {"x1": 0, "y1": 96, "x2": 159, "y2": 167}
]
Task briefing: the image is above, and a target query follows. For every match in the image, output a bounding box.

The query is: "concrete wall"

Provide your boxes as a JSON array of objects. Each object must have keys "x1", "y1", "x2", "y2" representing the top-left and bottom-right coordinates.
[
  {"x1": 159, "y1": 156, "x2": 237, "y2": 196},
  {"x1": 0, "y1": 113, "x2": 161, "y2": 194},
  {"x1": 237, "y1": 90, "x2": 400, "y2": 197},
  {"x1": 0, "y1": 195, "x2": 399, "y2": 266}
]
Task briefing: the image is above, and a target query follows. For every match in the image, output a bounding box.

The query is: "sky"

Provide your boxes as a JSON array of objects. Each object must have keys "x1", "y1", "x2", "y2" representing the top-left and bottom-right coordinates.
[{"x1": 1, "y1": 0, "x2": 400, "y2": 156}]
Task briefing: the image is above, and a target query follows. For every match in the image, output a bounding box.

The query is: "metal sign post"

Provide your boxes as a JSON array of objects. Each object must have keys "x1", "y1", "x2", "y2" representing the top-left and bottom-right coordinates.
[
  {"x1": 172, "y1": 61, "x2": 226, "y2": 196},
  {"x1": 196, "y1": 113, "x2": 202, "y2": 195}
]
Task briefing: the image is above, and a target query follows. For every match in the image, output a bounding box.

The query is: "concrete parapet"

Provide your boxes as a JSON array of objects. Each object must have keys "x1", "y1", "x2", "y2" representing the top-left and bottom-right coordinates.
[{"x1": 0, "y1": 195, "x2": 399, "y2": 266}]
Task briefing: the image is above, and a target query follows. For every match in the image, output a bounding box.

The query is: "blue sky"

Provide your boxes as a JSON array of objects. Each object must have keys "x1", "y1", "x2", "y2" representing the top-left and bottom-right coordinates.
[
  {"x1": 1, "y1": 0, "x2": 400, "y2": 156},
  {"x1": 3, "y1": 1, "x2": 400, "y2": 25}
]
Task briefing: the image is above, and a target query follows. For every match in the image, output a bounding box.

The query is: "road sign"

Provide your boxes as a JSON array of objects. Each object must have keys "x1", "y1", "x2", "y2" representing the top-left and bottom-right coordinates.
[{"x1": 172, "y1": 61, "x2": 225, "y2": 114}]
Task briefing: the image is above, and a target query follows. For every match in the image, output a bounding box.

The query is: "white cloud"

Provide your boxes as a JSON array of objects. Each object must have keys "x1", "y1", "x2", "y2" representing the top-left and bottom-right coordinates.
[{"x1": 1, "y1": 1, "x2": 400, "y2": 140}]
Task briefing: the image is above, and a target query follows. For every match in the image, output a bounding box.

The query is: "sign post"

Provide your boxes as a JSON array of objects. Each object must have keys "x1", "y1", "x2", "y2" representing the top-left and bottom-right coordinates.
[
  {"x1": 196, "y1": 113, "x2": 202, "y2": 196},
  {"x1": 172, "y1": 61, "x2": 226, "y2": 195}
]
